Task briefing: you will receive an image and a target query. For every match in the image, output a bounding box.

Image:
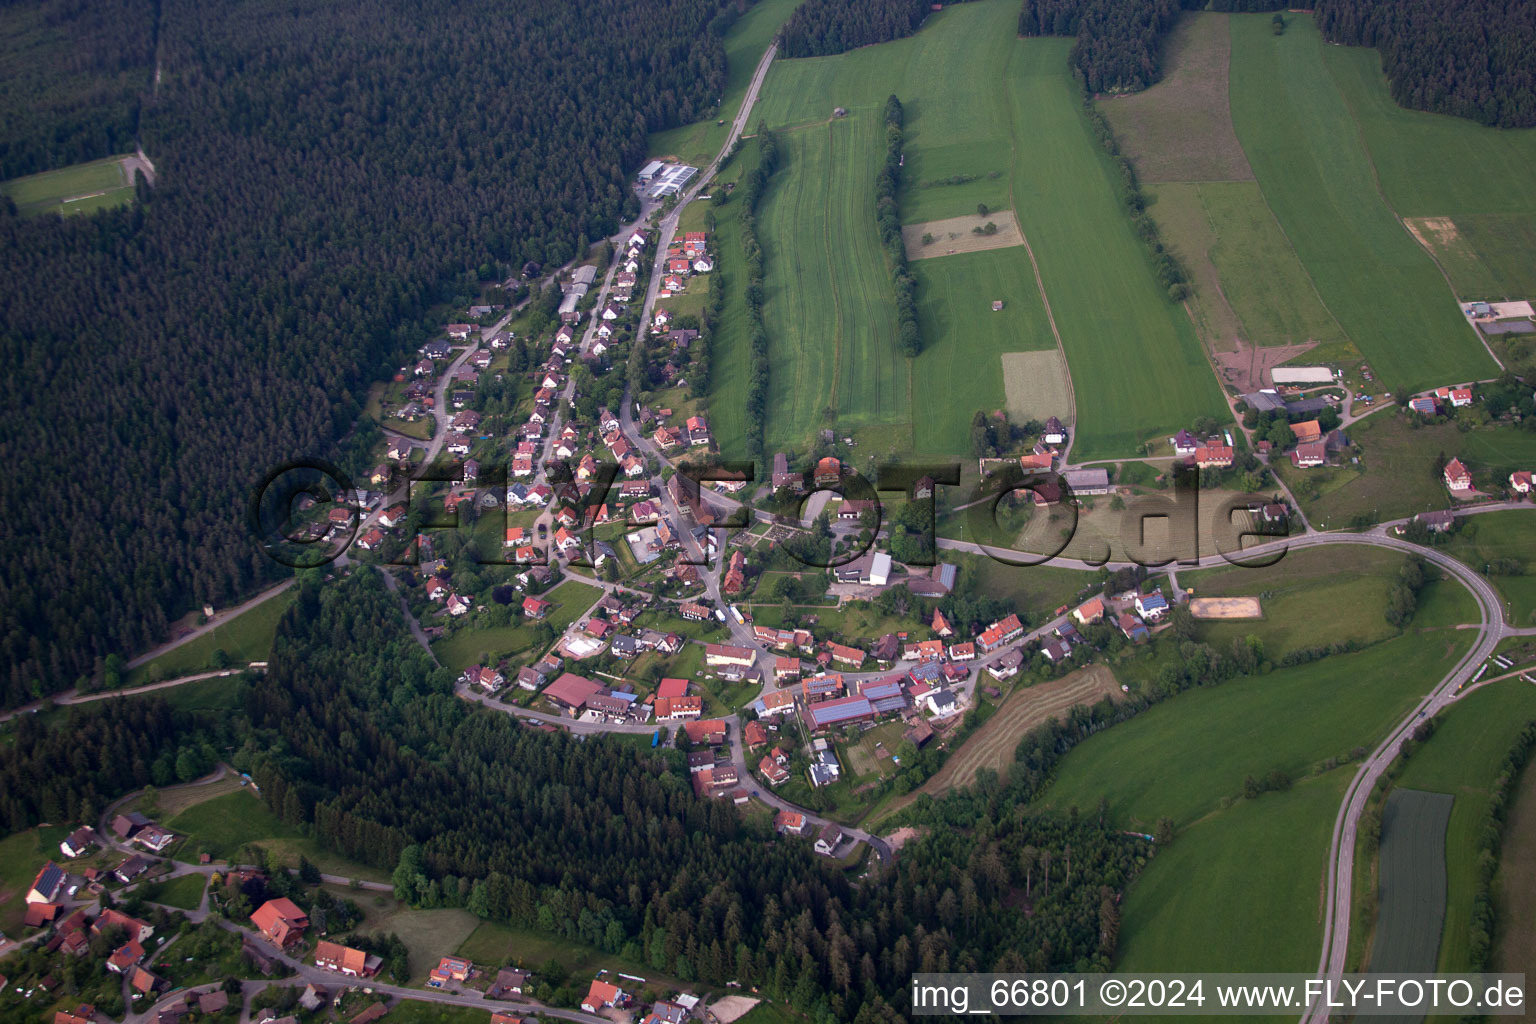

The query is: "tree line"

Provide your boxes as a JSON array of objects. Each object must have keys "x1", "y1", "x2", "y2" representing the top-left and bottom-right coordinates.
[
  {"x1": 876, "y1": 96, "x2": 923, "y2": 358},
  {"x1": 736, "y1": 128, "x2": 781, "y2": 465},
  {"x1": 237, "y1": 572, "x2": 1147, "y2": 1021},
  {"x1": 778, "y1": 0, "x2": 961, "y2": 58},
  {"x1": 0, "y1": 0, "x2": 734, "y2": 709}
]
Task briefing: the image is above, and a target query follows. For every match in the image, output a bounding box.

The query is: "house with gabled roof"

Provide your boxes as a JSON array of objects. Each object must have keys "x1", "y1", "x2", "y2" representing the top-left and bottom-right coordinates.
[{"x1": 1444, "y1": 457, "x2": 1473, "y2": 492}]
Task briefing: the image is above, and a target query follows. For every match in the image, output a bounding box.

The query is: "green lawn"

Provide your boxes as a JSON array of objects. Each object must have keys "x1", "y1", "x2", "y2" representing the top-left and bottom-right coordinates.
[
  {"x1": 433, "y1": 579, "x2": 605, "y2": 673},
  {"x1": 1440, "y1": 511, "x2": 1536, "y2": 625},
  {"x1": 1, "y1": 155, "x2": 134, "y2": 216},
  {"x1": 143, "y1": 871, "x2": 207, "y2": 910},
  {"x1": 1033, "y1": 628, "x2": 1473, "y2": 829},
  {"x1": 126, "y1": 589, "x2": 296, "y2": 685},
  {"x1": 1226, "y1": 14, "x2": 1497, "y2": 393},
  {"x1": 646, "y1": 0, "x2": 805, "y2": 167},
  {"x1": 1323, "y1": 42, "x2": 1536, "y2": 299},
  {"x1": 1393, "y1": 680, "x2": 1536, "y2": 972},
  {"x1": 0, "y1": 825, "x2": 68, "y2": 934},
  {"x1": 166, "y1": 788, "x2": 300, "y2": 861}
]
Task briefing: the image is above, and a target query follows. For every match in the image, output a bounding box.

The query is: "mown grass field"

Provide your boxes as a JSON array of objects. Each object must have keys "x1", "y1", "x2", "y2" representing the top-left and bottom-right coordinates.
[
  {"x1": 700, "y1": 150, "x2": 758, "y2": 459},
  {"x1": 1115, "y1": 771, "x2": 1346, "y2": 983},
  {"x1": 1033, "y1": 628, "x2": 1473, "y2": 829},
  {"x1": 166, "y1": 788, "x2": 298, "y2": 860},
  {"x1": 742, "y1": 0, "x2": 1225, "y2": 458},
  {"x1": 757, "y1": 116, "x2": 907, "y2": 449},
  {"x1": 1368, "y1": 789, "x2": 1453, "y2": 974},
  {"x1": 1097, "y1": 13, "x2": 1252, "y2": 185},
  {"x1": 1, "y1": 155, "x2": 134, "y2": 216},
  {"x1": 1393, "y1": 680, "x2": 1536, "y2": 973},
  {"x1": 126, "y1": 589, "x2": 296, "y2": 685},
  {"x1": 1323, "y1": 43, "x2": 1536, "y2": 300},
  {"x1": 1184, "y1": 545, "x2": 1478, "y2": 661},
  {"x1": 1226, "y1": 14, "x2": 1497, "y2": 392},
  {"x1": 325, "y1": 885, "x2": 480, "y2": 985},
  {"x1": 912, "y1": 250, "x2": 1057, "y2": 449},
  {"x1": 1149, "y1": 181, "x2": 1353, "y2": 354},
  {"x1": 646, "y1": 0, "x2": 804, "y2": 168}
]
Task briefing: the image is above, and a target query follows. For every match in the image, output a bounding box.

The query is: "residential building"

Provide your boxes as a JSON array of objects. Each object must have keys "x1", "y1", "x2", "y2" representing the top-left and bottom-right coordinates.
[
  {"x1": 1444, "y1": 458, "x2": 1473, "y2": 491},
  {"x1": 250, "y1": 898, "x2": 309, "y2": 947}
]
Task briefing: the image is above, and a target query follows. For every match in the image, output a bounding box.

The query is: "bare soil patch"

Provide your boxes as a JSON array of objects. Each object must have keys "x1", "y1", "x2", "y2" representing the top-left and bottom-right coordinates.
[
  {"x1": 1098, "y1": 13, "x2": 1254, "y2": 184},
  {"x1": 1212, "y1": 339, "x2": 1317, "y2": 394},
  {"x1": 903, "y1": 210, "x2": 1024, "y2": 260},
  {"x1": 1190, "y1": 596, "x2": 1263, "y2": 619},
  {"x1": 709, "y1": 996, "x2": 761, "y2": 1023}
]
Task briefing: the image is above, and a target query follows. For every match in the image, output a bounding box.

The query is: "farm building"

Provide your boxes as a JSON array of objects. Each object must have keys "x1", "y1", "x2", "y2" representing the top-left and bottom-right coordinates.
[{"x1": 1270, "y1": 366, "x2": 1334, "y2": 385}]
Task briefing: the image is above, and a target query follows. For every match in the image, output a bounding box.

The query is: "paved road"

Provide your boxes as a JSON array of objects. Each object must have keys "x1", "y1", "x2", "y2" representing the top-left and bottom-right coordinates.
[{"x1": 0, "y1": 669, "x2": 247, "y2": 724}]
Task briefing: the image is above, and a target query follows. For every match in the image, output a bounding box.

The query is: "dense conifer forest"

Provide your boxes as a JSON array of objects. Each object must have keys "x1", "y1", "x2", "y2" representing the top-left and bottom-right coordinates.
[
  {"x1": 779, "y1": 0, "x2": 959, "y2": 58},
  {"x1": 234, "y1": 574, "x2": 1147, "y2": 1021},
  {"x1": 0, "y1": 0, "x2": 737, "y2": 708},
  {"x1": 1314, "y1": 0, "x2": 1536, "y2": 127},
  {"x1": 0, "y1": 0, "x2": 156, "y2": 179}
]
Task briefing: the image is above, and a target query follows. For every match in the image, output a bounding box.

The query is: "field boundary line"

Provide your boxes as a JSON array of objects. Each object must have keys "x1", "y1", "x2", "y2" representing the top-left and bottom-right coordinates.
[
  {"x1": 822, "y1": 125, "x2": 845, "y2": 427},
  {"x1": 1319, "y1": 31, "x2": 1503, "y2": 372},
  {"x1": 1002, "y1": 41, "x2": 1077, "y2": 453}
]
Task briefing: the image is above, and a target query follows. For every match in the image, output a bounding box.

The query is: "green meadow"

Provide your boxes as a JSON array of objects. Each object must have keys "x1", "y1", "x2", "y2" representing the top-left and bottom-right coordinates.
[
  {"x1": 1, "y1": 155, "x2": 134, "y2": 216},
  {"x1": 1034, "y1": 629, "x2": 1473, "y2": 829},
  {"x1": 737, "y1": 0, "x2": 1225, "y2": 458},
  {"x1": 1323, "y1": 43, "x2": 1536, "y2": 300},
  {"x1": 1394, "y1": 680, "x2": 1536, "y2": 972},
  {"x1": 1227, "y1": 15, "x2": 1498, "y2": 392}
]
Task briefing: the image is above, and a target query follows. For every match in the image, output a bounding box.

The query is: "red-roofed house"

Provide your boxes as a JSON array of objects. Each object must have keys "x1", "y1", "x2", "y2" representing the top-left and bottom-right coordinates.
[
  {"x1": 1072, "y1": 599, "x2": 1104, "y2": 625},
  {"x1": 1194, "y1": 445, "x2": 1233, "y2": 468},
  {"x1": 250, "y1": 898, "x2": 308, "y2": 947},
  {"x1": 1511, "y1": 470, "x2": 1533, "y2": 494},
  {"x1": 581, "y1": 980, "x2": 626, "y2": 1013},
  {"x1": 1444, "y1": 458, "x2": 1473, "y2": 492}
]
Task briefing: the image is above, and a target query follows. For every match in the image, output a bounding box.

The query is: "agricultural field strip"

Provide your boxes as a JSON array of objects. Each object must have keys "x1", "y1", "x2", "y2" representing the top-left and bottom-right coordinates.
[{"x1": 1366, "y1": 789, "x2": 1453, "y2": 973}]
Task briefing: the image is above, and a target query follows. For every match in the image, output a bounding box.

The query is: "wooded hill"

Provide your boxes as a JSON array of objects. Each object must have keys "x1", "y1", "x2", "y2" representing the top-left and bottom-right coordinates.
[
  {"x1": 0, "y1": 0, "x2": 736, "y2": 708},
  {"x1": 240, "y1": 574, "x2": 1147, "y2": 1021}
]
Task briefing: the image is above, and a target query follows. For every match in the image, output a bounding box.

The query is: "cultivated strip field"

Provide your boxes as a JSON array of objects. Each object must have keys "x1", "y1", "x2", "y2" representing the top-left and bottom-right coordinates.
[
  {"x1": 1367, "y1": 789, "x2": 1453, "y2": 974},
  {"x1": 1000, "y1": 350, "x2": 1072, "y2": 423},
  {"x1": 880, "y1": 664, "x2": 1123, "y2": 822},
  {"x1": 1227, "y1": 14, "x2": 1498, "y2": 391},
  {"x1": 903, "y1": 210, "x2": 1024, "y2": 259},
  {"x1": 739, "y1": 0, "x2": 1226, "y2": 459},
  {"x1": 925, "y1": 664, "x2": 1121, "y2": 794},
  {"x1": 1005, "y1": 40, "x2": 1227, "y2": 458},
  {"x1": 1098, "y1": 13, "x2": 1253, "y2": 184}
]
